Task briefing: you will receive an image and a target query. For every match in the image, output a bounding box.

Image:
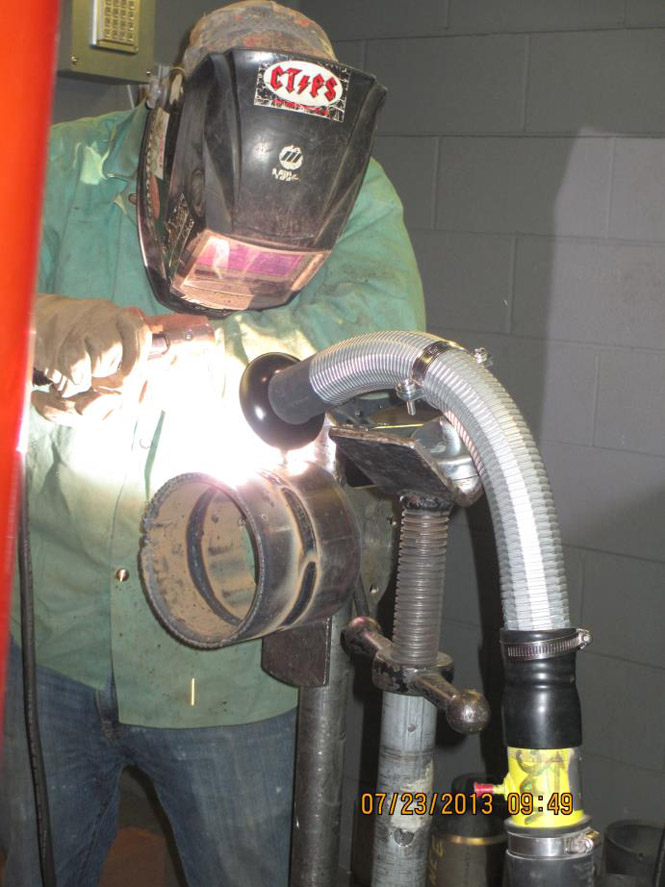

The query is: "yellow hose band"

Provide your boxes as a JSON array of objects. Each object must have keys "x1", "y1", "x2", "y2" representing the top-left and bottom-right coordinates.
[{"x1": 493, "y1": 747, "x2": 585, "y2": 829}]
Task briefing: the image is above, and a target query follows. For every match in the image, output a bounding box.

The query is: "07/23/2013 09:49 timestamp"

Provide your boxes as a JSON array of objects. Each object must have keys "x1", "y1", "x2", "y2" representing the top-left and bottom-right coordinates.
[{"x1": 359, "y1": 792, "x2": 574, "y2": 817}]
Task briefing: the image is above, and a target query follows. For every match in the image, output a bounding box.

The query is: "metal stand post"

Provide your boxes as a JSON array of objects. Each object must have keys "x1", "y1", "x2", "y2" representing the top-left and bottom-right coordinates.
[
  {"x1": 372, "y1": 694, "x2": 437, "y2": 885},
  {"x1": 262, "y1": 603, "x2": 353, "y2": 887},
  {"x1": 372, "y1": 501, "x2": 451, "y2": 887},
  {"x1": 290, "y1": 603, "x2": 352, "y2": 887}
]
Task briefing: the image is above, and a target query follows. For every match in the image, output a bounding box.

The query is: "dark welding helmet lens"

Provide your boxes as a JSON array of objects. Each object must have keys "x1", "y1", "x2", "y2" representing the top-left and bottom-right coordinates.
[{"x1": 174, "y1": 231, "x2": 329, "y2": 312}]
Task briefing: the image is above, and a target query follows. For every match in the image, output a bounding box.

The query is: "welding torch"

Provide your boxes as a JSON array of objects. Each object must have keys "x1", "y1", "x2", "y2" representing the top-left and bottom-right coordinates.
[{"x1": 32, "y1": 313, "x2": 215, "y2": 389}]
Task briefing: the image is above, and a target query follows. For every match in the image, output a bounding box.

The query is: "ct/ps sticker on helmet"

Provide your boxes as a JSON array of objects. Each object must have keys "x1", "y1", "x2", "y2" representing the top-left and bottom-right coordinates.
[{"x1": 255, "y1": 58, "x2": 350, "y2": 123}]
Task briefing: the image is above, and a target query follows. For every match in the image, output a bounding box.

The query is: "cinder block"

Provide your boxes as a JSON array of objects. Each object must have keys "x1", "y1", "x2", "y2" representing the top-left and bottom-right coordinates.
[
  {"x1": 582, "y1": 754, "x2": 665, "y2": 831},
  {"x1": 437, "y1": 138, "x2": 613, "y2": 236},
  {"x1": 527, "y1": 31, "x2": 665, "y2": 134},
  {"x1": 583, "y1": 552, "x2": 665, "y2": 669},
  {"x1": 577, "y1": 653, "x2": 665, "y2": 770},
  {"x1": 595, "y1": 349, "x2": 665, "y2": 457},
  {"x1": 333, "y1": 40, "x2": 365, "y2": 70},
  {"x1": 626, "y1": 0, "x2": 665, "y2": 26},
  {"x1": 513, "y1": 237, "x2": 665, "y2": 348},
  {"x1": 481, "y1": 336, "x2": 598, "y2": 447},
  {"x1": 373, "y1": 137, "x2": 438, "y2": 230},
  {"x1": 435, "y1": 336, "x2": 596, "y2": 449},
  {"x1": 367, "y1": 35, "x2": 526, "y2": 135},
  {"x1": 299, "y1": 0, "x2": 447, "y2": 40},
  {"x1": 439, "y1": 330, "x2": 597, "y2": 446},
  {"x1": 448, "y1": 0, "x2": 625, "y2": 34},
  {"x1": 411, "y1": 232, "x2": 514, "y2": 332},
  {"x1": 610, "y1": 139, "x2": 665, "y2": 241},
  {"x1": 540, "y1": 440, "x2": 665, "y2": 563}
]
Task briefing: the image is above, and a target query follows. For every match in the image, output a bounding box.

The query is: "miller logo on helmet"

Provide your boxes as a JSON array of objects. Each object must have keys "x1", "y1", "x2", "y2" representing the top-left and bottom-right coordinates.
[
  {"x1": 279, "y1": 145, "x2": 304, "y2": 170},
  {"x1": 255, "y1": 58, "x2": 350, "y2": 123}
]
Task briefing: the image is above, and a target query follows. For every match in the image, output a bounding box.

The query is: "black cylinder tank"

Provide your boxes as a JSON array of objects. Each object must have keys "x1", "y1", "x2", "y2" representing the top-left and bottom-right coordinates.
[{"x1": 428, "y1": 774, "x2": 506, "y2": 886}]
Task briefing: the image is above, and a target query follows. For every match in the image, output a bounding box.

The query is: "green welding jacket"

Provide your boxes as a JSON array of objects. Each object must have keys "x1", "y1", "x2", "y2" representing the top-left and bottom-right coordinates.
[{"x1": 13, "y1": 104, "x2": 425, "y2": 728}]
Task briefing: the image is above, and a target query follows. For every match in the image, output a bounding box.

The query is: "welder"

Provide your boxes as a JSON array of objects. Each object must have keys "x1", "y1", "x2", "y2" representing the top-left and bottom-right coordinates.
[{"x1": 0, "y1": 2, "x2": 424, "y2": 885}]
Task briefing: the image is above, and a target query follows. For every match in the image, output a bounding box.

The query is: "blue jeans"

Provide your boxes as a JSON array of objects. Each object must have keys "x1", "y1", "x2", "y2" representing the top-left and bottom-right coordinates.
[{"x1": 0, "y1": 642, "x2": 296, "y2": 887}]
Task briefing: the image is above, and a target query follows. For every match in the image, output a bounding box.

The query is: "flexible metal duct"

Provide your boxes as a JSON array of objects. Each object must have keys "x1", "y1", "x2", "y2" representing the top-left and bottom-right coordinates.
[{"x1": 304, "y1": 330, "x2": 569, "y2": 632}]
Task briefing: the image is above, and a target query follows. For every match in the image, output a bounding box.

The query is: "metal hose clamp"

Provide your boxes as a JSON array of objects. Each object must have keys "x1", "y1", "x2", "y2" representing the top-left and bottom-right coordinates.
[
  {"x1": 411, "y1": 339, "x2": 466, "y2": 386},
  {"x1": 507, "y1": 823, "x2": 598, "y2": 858},
  {"x1": 503, "y1": 628, "x2": 592, "y2": 662}
]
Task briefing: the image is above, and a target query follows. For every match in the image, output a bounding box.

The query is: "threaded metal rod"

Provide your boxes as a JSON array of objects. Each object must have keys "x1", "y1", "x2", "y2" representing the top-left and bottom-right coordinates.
[
  {"x1": 392, "y1": 504, "x2": 452, "y2": 667},
  {"x1": 372, "y1": 502, "x2": 452, "y2": 887}
]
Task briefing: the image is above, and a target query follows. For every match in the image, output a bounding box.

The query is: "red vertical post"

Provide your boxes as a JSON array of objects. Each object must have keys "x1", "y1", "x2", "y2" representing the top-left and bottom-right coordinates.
[{"x1": 0, "y1": 1, "x2": 59, "y2": 726}]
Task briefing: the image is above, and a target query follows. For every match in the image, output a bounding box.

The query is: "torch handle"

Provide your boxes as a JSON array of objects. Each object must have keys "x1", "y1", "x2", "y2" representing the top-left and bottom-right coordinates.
[{"x1": 32, "y1": 313, "x2": 215, "y2": 386}]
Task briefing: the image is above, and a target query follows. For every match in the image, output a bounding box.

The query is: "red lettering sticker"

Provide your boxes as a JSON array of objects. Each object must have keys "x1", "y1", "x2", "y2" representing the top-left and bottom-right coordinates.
[{"x1": 255, "y1": 58, "x2": 350, "y2": 123}]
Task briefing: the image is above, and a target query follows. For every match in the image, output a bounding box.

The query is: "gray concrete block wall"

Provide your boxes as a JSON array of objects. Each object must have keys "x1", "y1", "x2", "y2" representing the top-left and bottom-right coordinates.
[
  {"x1": 448, "y1": 0, "x2": 626, "y2": 34},
  {"x1": 300, "y1": 0, "x2": 665, "y2": 858},
  {"x1": 367, "y1": 36, "x2": 528, "y2": 134}
]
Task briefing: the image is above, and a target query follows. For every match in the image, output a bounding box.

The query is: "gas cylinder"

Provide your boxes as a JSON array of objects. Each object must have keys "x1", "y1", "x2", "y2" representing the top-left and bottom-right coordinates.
[{"x1": 428, "y1": 774, "x2": 506, "y2": 887}]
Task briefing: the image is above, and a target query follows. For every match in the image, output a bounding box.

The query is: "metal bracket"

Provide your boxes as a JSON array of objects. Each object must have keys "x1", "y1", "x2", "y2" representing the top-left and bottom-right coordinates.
[
  {"x1": 262, "y1": 618, "x2": 333, "y2": 688},
  {"x1": 330, "y1": 416, "x2": 483, "y2": 507}
]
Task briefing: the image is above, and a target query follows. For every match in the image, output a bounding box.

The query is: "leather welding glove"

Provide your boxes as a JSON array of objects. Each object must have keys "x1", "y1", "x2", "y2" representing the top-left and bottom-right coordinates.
[{"x1": 31, "y1": 294, "x2": 152, "y2": 425}]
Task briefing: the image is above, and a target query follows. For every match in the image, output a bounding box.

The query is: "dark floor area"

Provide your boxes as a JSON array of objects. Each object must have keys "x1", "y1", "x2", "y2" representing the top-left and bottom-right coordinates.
[{"x1": 0, "y1": 768, "x2": 184, "y2": 886}]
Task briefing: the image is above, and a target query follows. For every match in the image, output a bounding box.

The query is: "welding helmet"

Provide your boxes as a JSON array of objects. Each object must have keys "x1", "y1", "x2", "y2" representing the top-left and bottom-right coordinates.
[{"x1": 137, "y1": 3, "x2": 387, "y2": 316}]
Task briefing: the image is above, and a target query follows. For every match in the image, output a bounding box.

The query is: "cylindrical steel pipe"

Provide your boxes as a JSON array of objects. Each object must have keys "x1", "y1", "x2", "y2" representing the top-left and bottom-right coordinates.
[
  {"x1": 290, "y1": 604, "x2": 353, "y2": 887},
  {"x1": 139, "y1": 465, "x2": 359, "y2": 648},
  {"x1": 372, "y1": 694, "x2": 437, "y2": 887}
]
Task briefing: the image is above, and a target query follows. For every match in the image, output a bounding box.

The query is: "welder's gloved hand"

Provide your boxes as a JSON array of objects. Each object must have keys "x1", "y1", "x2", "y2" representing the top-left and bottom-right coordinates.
[{"x1": 32, "y1": 294, "x2": 152, "y2": 425}]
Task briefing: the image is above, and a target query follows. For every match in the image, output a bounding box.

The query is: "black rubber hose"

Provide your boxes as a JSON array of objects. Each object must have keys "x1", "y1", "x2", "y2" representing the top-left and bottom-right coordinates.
[{"x1": 18, "y1": 456, "x2": 57, "y2": 887}]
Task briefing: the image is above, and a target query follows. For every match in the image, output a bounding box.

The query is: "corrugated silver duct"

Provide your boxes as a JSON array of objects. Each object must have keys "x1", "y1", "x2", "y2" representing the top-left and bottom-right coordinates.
[{"x1": 307, "y1": 331, "x2": 570, "y2": 631}]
